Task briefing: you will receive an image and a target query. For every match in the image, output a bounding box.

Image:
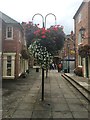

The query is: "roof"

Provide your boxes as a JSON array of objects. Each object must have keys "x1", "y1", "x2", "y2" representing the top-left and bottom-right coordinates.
[
  {"x1": 0, "y1": 11, "x2": 23, "y2": 31},
  {"x1": 0, "y1": 11, "x2": 19, "y2": 24},
  {"x1": 73, "y1": 2, "x2": 85, "y2": 19}
]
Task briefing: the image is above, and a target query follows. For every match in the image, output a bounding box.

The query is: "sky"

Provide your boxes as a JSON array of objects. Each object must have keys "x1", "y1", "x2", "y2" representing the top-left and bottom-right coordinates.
[{"x1": 0, "y1": 0, "x2": 83, "y2": 34}]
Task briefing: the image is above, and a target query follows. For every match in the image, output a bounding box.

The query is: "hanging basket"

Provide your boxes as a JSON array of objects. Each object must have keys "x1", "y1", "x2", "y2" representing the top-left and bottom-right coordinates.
[
  {"x1": 78, "y1": 44, "x2": 90, "y2": 58},
  {"x1": 21, "y1": 49, "x2": 29, "y2": 59}
]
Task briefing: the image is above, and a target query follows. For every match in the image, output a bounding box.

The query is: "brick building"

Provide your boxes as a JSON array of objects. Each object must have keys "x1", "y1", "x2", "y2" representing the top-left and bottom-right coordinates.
[
  {"x1": 60, "y1": 34, "x2": 75, "y2": 72},
  {"x1": 73, "y1": 1, "x2": 90, "y2": 78},
  {"x1": 0, "y1": 12, "x2": 29, "y2": 79}
]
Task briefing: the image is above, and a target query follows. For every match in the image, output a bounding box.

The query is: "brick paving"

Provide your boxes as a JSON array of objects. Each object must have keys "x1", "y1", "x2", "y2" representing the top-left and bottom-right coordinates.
[{"x1": 2, "y1": 69, "x2": 90, "y2": 119}]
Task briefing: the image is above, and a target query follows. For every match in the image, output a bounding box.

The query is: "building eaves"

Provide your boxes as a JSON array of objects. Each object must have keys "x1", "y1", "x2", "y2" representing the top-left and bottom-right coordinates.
[
  {"x1": 73, "y1": 2, "x2": 85, "y2": 19},
  {"x1": 0, "y1": 11, "x2": 19, "y2": 24},
  {"x1": 0, "y1": 11, "x2": 23, "y2": 31}
]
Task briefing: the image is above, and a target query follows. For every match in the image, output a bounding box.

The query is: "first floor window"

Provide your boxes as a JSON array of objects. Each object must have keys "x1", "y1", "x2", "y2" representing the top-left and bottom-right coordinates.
[
  {"x1": 78, "y1": 33, "x2": 82, "y2": 44},
  {"x1": 6, "y1": 26, "x2": 13, "y2": 39}
]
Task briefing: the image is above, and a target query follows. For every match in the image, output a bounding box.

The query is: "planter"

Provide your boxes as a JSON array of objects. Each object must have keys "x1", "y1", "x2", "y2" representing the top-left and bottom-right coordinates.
[
  {"x1": 21, "y1": 49, "x2": 29, "y2": 59},
  {"x1": 26, "y1": 69, "x2": 29, "y2": 74},
  {"x1": 21, "y1": 73, "x2": 27, "y2": 78},
  {"x1": 74, "y1": 66, "x2": 83, "y2": 77},
  {"x1": 36, "y1": 68, "x2": 39, "y2": 72},
  {"x1": 78, "y1": 44, "x2": 90, "y2": 58}
]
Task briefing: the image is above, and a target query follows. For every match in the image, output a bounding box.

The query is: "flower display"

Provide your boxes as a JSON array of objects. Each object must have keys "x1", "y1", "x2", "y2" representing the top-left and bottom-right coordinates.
[
  {"x1": 26, "y1": 23, "x2": 65, "y2": 68},
  {"x1": 78, "y1": 44, "x2": 90, "y2": 58},
  {"x1": 33, "y1": 25, "x2": 65, "y2": 55},
  {"x1": 28, "y1": 39, "x2": 53, "y2": 68}
]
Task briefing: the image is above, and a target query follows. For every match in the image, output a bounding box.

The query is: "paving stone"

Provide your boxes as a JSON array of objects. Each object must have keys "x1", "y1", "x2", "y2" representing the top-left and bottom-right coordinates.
[
  {"x1": 53, "y1": 111, "x2": 73, "y2": 118},
  {"x1": 51, "y1": 103, "x2": 70, "y2": 112},
  {"x1": 28, "y1": 90, "x2": 39, "y2": 94},
  {"x1": 58, "y1": 98, "x2": 67, "y2": 104},
  {"x1": 2, "y1": 109, "x2": 15, "y2": 118},
  {"x1": 68, "y1": 104, "x2": 88, "y2": 112},
  {"x1": 64, "y1": 94, "x2": 77, "y2": 99},
  {"x1": 66, "y1": 98, "x2": 81, "y2": 104},
  {"x1": 51, "y1": 93, "x2": 64, "y2": 98},
  {"x1": 44, "y1": 93, "x2": 51, "y2": 98},
  {"x1": 12, "y1": 110, "x2": 33, "y2": 118},
  {"x1": 72, "y1": 111, "x2": 88, "y2": 118},
  {"x1": 34, "y1": 102, "x2": 51, "y2": 111},
  {"x1": 17, "y1": 102, "x2": 34, "y2": 110},
  {"x1": 80, "y1": 98, "x2": 89, "y2": 104},
  {"x1": 51, "y1": 98, "x2": 59, "y2": 104},
  {"x1": 31, "y1": 110, "x2": 52, "y2": 118},
  {"x1": 23, "y1": 97, "x2": 37, "y2": 103}
]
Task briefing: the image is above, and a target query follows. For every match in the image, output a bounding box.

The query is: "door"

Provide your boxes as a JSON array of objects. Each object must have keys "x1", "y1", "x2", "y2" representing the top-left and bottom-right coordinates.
[{"x1": 86, "y1": 57, "x2": 89, "y2": 78}]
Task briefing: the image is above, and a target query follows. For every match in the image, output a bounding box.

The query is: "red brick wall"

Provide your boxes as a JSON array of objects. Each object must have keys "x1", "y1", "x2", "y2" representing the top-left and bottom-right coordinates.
[
  {"x1": 2, "y1": 23, "x2": 25, "y2": 78},
  {"x1": 3, "y1": 26, "x2": 24, "y2": 53},
  {"x1": 74, "y1": 2, "x2": 90, "y2": 67},
  {"x1": 60, "y1": 38, "x2": 75, "y2": 60},
  {"x1": 14, "y1": 27, "x2": 24, "y2": 78}
]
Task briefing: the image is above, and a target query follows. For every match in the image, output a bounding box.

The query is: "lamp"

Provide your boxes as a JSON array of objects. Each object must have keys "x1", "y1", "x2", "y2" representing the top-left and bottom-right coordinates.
[{"x1": 79, "y1": 27, "x2": 85, "y2": 38}]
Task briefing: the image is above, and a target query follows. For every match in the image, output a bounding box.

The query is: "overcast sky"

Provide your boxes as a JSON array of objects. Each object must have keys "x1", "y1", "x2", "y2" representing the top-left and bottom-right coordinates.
[{"x1": 0, "y1": 0, "x2": 83, "y2": 34}]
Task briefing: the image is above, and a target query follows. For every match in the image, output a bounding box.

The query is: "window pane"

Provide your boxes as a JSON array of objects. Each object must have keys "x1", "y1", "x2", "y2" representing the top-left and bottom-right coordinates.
[
  {"x1": 7, "y1": 56, "x2": 11, "y2": 61},
  {"x1": 8, "y1": 32, "x2": 12, "y2": 37},
  {"x1": 78, "y1": 33, "x2": 82, "y2": 44},
  {"x1": 7, "y1": 56, "x2": 11, "y2": 76}
]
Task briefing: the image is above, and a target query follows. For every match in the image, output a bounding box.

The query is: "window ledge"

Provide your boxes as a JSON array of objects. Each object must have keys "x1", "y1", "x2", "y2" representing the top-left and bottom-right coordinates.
[
  {"x1": 3, "y1": 76, "x2": 15, "y2": 79},
  {"x1": 78, "y1": 43, "x2": 83, "y2": 46},
  {"x1": 5, "y1": 38, "x2": 13, "y2": 40}
]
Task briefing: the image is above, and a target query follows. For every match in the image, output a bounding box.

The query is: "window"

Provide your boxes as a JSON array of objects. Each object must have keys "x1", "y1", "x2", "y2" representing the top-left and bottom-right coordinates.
[
  {"x1": 78, "y1": 33, "x2": 82, "y2": 44},
  {"x1": 19, "y1": 31, "x2": 21, "y2": 42},
  {"x1": 6, "y1": 26, "x2": 13, "y2": 39},
  {"x1": 78, "y1": 13, "x2": 82, "y2": 23},
  {"x1": 7, "y1": 56, "x2": 11, "y2": 76}
]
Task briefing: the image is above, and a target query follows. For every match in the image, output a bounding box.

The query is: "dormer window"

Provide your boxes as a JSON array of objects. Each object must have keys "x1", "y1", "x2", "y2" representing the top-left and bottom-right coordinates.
[{"x1": 6, "y1": 26, "x2": 13, "y2": 39}]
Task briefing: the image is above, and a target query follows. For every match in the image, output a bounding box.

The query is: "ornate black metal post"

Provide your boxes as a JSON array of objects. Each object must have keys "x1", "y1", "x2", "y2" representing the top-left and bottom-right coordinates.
[{"x1": 42, "y1": 67, "x2": 44, "y2": 101}]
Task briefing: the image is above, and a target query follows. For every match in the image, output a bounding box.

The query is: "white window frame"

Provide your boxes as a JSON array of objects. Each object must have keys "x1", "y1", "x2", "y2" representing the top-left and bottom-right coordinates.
[
  {"x1": 78, "y1": 13, "x2": 82, "y2": 23},
  {"x1": 6, "y1": 26, "x2": 13, "y2": 39},
  {"x1": 19, "y1": 31, "x2": 21, "y2": 43},
  {"x1": 78, "y1": 33, "x2": 82, "y2": 45}
]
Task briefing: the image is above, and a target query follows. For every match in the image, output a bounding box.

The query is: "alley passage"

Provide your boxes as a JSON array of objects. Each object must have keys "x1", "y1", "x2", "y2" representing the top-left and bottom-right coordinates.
[{"x1": 2, "y1": 69, "x2": 89, "y2": 119}]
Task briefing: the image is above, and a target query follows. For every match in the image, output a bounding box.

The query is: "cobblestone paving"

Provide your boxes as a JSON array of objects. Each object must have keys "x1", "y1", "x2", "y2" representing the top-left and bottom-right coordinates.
[{"x1": 2, "y1": 69, "x2": 90, "y2": 119}]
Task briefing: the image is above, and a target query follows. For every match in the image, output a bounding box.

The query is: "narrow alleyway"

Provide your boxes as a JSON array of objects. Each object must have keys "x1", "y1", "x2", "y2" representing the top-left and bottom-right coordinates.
[{"x1": 2, "y1": 69, "x2": 89, "y2": 119}]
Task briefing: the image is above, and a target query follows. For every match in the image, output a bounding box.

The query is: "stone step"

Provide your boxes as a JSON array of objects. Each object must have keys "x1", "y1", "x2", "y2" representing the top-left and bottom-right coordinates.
[{"x1": 62, "y1": 74, "x2": 90, "y2": 102}]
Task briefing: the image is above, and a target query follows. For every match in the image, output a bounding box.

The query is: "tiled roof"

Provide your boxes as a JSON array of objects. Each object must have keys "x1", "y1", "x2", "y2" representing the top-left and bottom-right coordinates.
[{"x1": 0, "y1": 11, "x2": 19, "y2": 24}]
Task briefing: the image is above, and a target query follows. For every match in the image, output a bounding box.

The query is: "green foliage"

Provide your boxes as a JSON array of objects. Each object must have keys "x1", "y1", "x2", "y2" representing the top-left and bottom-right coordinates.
[{"x1": 78, "y1": 44, "x2": 90, "y2": 58}]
